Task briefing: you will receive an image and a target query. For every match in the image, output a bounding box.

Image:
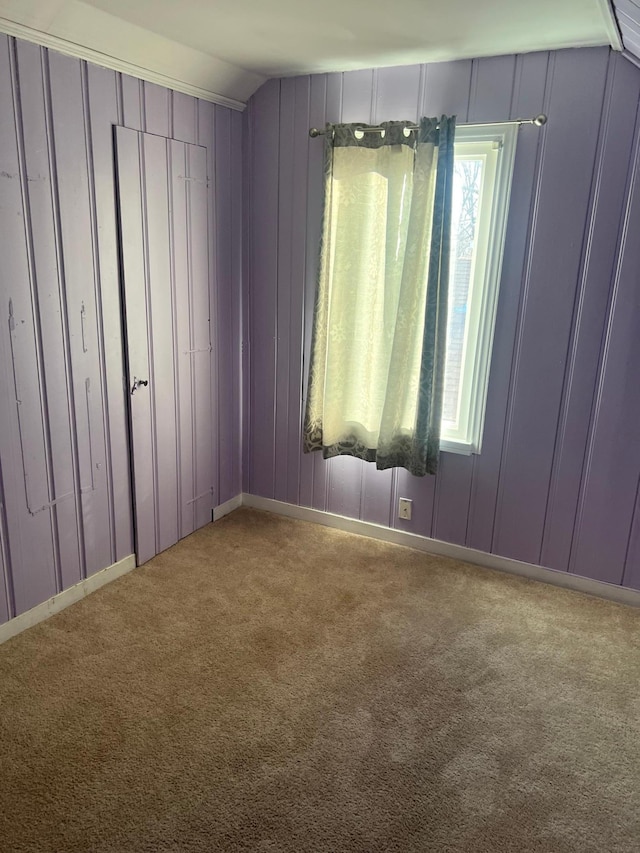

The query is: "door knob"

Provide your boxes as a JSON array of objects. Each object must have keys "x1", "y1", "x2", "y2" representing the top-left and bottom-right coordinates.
[{"x1": 131, "y1": 377, "x2": 149, "y2": 395}]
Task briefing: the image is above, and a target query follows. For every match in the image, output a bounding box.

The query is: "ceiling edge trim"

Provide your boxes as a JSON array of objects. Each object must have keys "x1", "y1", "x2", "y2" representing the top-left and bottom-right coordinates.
[
  {"x1": 596, "y1": 0, "x2": 624, "y2": 50},
  {"x1": 0, "y1": 17, "x2": 247, "y2": 111}
]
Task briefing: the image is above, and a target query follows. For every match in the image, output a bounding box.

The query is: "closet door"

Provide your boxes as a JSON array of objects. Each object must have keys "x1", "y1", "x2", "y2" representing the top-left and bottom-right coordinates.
[{"x1": 115, "y1": 127, "x2": 212, "y2": 565}]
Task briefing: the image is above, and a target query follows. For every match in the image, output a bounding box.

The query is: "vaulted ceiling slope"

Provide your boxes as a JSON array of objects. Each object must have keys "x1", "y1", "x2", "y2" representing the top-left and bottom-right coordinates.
[
  {"x1": 0, "y1": 0, "x2": 624, "y2": 108},
  {"x1": 612, "y1": 0, "x2": 640, "y2": 61}
]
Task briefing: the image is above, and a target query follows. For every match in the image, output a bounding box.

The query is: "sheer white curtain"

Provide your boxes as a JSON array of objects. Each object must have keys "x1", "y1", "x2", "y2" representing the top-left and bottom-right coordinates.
[{"x1": 304, "y1": 118, "x2": 455, "y2": 476}]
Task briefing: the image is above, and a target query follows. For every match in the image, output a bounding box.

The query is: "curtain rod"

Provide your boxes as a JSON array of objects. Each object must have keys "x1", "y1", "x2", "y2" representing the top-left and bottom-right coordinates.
[{"x1": 308, "y1": 114, "x2": 547, "y2": 138}]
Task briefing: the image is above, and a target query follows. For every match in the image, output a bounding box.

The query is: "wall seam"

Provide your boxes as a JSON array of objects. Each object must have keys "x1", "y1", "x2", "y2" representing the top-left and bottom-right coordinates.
[
  {"x1": 185, "y1": 143, "x2": 197, "y2": 530},
  {"x1": 209, "y1": 105, "x2": 221, "y2": 507},
  {"x1": 41, "y1": 45, "x2": 87, "y2": 581},
  {"x1": 272, "y1": 80, "x2": 282, "y2": 500},
  {"x1": 296, "y1": 77, "x2": 311, "y2": 507},
  {"x1": 166, "y1": 139, "x2": 182, "y2": 535},
  {"x1": 9, "y1": 40, "x2": 63, "y2": 592},
  {"x1": 490, "y1": 50, "x2": 554, "y2": 555},
  {"x1": 81, "y1": 59, "x2": 117, "y2": 565},
  {"x1": 539, "y1": 50, "x2": 616, "y2": 569},
  {"x1": 569, "y1": 81, "x2": 640, "y2": 577}
]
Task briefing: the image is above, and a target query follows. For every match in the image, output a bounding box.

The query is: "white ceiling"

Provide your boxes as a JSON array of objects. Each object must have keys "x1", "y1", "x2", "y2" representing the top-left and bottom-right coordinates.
[{"x1": 0, "y1": 0, "x2": 622, "y2": 108}]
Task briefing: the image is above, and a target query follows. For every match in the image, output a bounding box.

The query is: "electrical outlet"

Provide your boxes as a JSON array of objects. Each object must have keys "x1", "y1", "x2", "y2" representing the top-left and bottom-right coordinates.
[{"x1": 398, "y1": 498, "x2": 412, "y2": 520}]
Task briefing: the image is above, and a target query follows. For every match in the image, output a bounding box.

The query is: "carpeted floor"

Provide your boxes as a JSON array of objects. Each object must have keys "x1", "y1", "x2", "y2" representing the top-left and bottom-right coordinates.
[{"x1": 0, "y1": 508, "x2": 639, "y2": 853}]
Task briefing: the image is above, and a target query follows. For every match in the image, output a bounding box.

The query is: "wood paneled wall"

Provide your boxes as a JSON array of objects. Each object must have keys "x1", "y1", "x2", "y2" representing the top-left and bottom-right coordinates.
[
  {"x1": 0, "y1": 34, "x2": 243, "y2": 624},
  {"x1": 613, "y1": 0, "x2": 640, "y2": 62},
  {"x1": 244, "y1": 47, "x2": 640, "y2": 590}
]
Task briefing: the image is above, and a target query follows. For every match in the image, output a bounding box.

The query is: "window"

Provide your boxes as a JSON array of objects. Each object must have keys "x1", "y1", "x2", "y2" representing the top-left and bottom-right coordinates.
[
  {"x1": 304, "y1": 119, "x2": 517, "y2": 476},
  {"x1": 440, "y1": 123, "x2": 517, "y2": 455}
]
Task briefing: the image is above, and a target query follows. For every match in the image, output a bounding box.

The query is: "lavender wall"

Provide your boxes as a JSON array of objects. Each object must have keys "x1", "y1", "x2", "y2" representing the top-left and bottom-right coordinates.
[
  {"x1": 613, "y1": 0, "x2": 640, "y2": 61},
  {"x1": 244, "y1": 47, "x2": 640, "y2": 591},
  {"x1": 0, "y1": 34, "x2": 243, "y2": 625}
]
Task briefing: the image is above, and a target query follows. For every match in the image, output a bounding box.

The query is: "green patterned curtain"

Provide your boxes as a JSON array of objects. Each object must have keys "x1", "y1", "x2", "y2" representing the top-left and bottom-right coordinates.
[{"x1": 303, "y1": 116, "x2": 456, "y2": 476}]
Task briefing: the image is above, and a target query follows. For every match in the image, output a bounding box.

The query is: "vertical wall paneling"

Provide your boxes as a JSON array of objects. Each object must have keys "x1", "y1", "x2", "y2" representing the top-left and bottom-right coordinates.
[
  {"x1": 465, "y1": 55, "x2": 549, "y2": 554},
  {"x1": 16, "y1": 40, "x2": 82, "y2": 592},
  {"x1": 492, "y1": 47, "x2": 610, "y2": 564},
  {"x1": 199, "y1": 100, "x2": 221, "y2": 505},
  {"x1": 327, "y1": 456, "x2": 364, "y2": 520},
  {"x1": 274, "y1": 78, "x2": 295, "y2": 503},
  {"x1": 431, "y1": 454, "x2": 473, "y2": 545},
  {"x1": 242, "y1": 105, "x2": 252, "y2": 495},
  {"x1": 374, "y1": 65, "x2": 422, "y2": 122},
  {"x1": 143, "y1": 81, "x2": 171, "y2": 138},
  {"x1": 170, "y1": 139, "x2": 196, "y2": 540},
  {"x1": 248, "y1": 79, "x2": 280, "y2": 498},
  {"x1": 172, "y1": 92, "x2": 198, "y2": 144},
  {"x1": 325, "y1": 72, "x2": 344, "y2": 125},
  {"x1": 421, "y1": 60, "x2": 472, "y2": 120},
  {"x1": 541, "y1": 53, "x2": 640, "y2": 572},
  {"x1": 360, "y1": 467, "x2": 393, "y2": 528},
  {"x1": 230, "y1": 110, "x2": 244, "y2": 500},
  {"x1": 186, "y1": 143, "x2": 213, "y2": 530},
  {"x1": 0, "y1": 33, "x2": 241, "y2": 626},
  {"x1": 0, "y1": 35, "x2": 58, "y2": 613},
  {"x1": 342, "y1": 68, "x2": 378, "y2": 123},
  {"x1": 246, "y1": 46, "x2": 640, "y2": 593},
  {"x1": 86, "y1": 62, "x2": 134, "y2": 562},
  {"x1": 509, "y1": 52, "x2": 551, "y2": 120},
  {"x1": 210, "y1": 104, "x2": 233, "y2": 504},
  {"x1": 120, "y1": 75, "x2": 145, "y2": 131},
  {"x1": 468, "y1": 55, "x2": 517, "y2": 122},
  {"x1": 82, "y1": 60, "x2": 118, "y2": 570},
  {"x1": 568, "y1": 105, "x2": 640, "y2": 584},
  {"x1": 48, "y1": 50, "x2": 113, "y2": 578}
]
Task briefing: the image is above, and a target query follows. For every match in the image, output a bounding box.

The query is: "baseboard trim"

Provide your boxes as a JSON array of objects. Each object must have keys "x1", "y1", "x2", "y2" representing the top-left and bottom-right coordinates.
[
  {"x1": 3, "y1": 492, "x2": 635, "y2": 646},
  {"x1": 0, "y1": 554, "x2": 137, "y2": 645},
  {"x1": 213, "y1": 494, "x2": 243, "y2": 521},
  {"x1": 241, "y1": 494, "x2": 640, "y2": 607}
]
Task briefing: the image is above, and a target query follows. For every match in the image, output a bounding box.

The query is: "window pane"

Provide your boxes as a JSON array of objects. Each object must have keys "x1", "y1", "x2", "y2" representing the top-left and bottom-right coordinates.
[{"x1": 443, "y1": 157, "x2": 483, "y2": 426}]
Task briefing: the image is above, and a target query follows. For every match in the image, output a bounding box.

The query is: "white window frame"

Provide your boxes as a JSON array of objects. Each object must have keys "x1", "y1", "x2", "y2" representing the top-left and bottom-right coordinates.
[{"x1": 440, "y1": 123, "x2": 518, "y2": 456}]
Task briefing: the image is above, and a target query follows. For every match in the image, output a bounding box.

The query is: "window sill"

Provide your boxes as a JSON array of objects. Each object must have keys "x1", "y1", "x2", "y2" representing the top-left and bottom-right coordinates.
[{"x1": 439, "y1": 439, "x2": 476, "y2": 456}]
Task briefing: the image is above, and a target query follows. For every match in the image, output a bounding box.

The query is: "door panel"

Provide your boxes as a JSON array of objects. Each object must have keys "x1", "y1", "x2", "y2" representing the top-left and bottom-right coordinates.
[
  {"x1": 115, "y1": 127, "x2": 212, "y2": 564},
  {"x1": 176, "y1": 141, "x2": 213, "y2": 532}
]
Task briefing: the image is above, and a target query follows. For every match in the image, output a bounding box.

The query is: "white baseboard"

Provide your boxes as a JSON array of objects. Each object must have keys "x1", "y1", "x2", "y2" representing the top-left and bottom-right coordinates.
[
  {"x1": 3, "y1": 492, "x2": 636, "y2": 646},
  {"x1": 0, "y1": 554, "x2": 137, "y2": 646},
  {"x1": 213, "y1": 494, "x2": 243, "y2": 521},
  {"x1": 241, "y1": 494, "x2": 640, "y2": 608}
]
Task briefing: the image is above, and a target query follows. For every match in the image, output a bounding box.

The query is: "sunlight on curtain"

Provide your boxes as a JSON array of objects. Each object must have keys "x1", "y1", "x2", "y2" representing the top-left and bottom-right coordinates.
[{"x1": 304, "y1": 117, "x2": 455, "y2": 476}]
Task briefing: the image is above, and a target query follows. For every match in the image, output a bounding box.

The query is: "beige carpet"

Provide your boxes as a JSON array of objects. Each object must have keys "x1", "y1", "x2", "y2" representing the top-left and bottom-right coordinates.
[{"x1": 0, "y1": 508, "x2": 639, "y2": 853}]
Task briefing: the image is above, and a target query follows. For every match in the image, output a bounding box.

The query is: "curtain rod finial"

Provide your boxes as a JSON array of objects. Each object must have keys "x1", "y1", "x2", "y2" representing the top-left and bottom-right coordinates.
[
  {"x1": 309, "y1": 127, "x2": 322, "y2": 138},
  {"x1": 533, "y1": 114, "x2": 547, "y2": 126}
]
